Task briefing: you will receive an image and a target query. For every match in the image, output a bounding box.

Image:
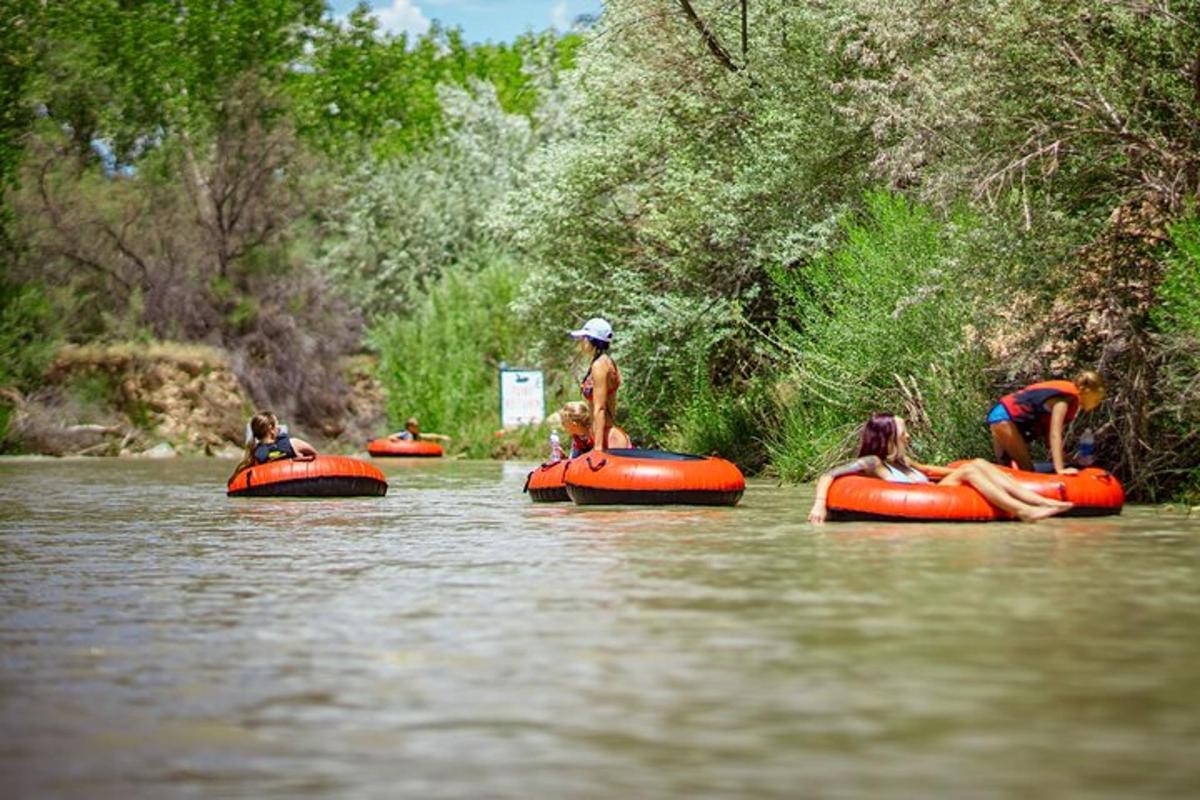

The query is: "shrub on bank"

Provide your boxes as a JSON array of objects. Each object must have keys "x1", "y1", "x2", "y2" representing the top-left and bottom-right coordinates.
[
  {"x1": 371, "y1": 255, "x2": 535, "y2": 458},
  {"x1": 1151, "y1": 217, "x2": 1200, "y2": 502},
  {"x1": 0, "y1": 270, "x2": 57, "y2": 446},
  {"x1": 768, "y1": 192, "x2": 993, "y2": 479}
]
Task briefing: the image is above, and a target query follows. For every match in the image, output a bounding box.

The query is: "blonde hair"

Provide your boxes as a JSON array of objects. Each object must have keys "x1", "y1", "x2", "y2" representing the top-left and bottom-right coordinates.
[
  {"x1": 1074, "y1": 370, "x2": 1105, "y2": 393},
  {"x1": 230, "y1": 411, "x2": 278, "y2": 480},
  {"x1": 559, "y1": 401, "x2": 591, "y2": 428}
]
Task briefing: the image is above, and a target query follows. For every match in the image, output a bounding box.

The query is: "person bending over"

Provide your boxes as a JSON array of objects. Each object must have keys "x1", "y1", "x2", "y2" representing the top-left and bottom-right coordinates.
[
  {"x1": 808, "y1": 412, "x2": 1072, "y2": 525},
  {"x1": 988, "y1": 371, "x2": 1106, "y2": 474}
]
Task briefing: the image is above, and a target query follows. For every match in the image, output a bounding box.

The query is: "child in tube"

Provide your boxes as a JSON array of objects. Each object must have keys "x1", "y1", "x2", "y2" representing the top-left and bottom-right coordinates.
[
  {"x1": 230, "y1": 411, "x2": 318, "y2": 480},
  {"x1": 388, "y1": 416, "x2": 451, "y2": 443},
  {"x1": 559, "y1": 401, "x2": 631, "y2": 458}
]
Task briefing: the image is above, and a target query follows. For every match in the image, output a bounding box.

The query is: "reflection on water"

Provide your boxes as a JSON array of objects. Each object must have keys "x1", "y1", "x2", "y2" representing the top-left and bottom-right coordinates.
[{"x1": 2, "y1": 457, "x2": 1199, "y2": 798}]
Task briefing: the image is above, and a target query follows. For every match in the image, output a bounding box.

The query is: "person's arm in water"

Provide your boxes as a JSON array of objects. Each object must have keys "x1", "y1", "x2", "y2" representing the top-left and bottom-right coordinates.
[
  {"x1": 1046, "y1": 400, "x2": 1076, "y2": 474},
  {"x1": 808, "y1": 456, "x2": 886, "y2": 524},
  {"x1": 590, "y1": 360, "x2": 610, "y2": 453}
]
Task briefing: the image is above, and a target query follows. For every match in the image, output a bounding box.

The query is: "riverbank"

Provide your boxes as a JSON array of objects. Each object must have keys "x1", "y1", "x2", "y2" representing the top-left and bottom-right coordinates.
[
  {"x1": 0, "y1": 341, "x2": 555, "y2": 461},
  {"x1": 0, "y1": 342, "x2": 384, "y2": 458}
]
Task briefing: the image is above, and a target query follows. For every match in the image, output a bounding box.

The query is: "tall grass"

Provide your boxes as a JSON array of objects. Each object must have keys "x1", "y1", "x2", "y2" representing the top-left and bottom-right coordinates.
[
  {"x1": 659, "y1": 361, "x2": 772, "y2": 468},
  {"x1": 1151, "y1": 217, "x2": 1200, "y2": 502},
  {"x1": 768, "y1": 192, "x2": 993, "y2": 479},
  {"x1": 370, "y1": 254, "x2": 535, "y2": 458}
]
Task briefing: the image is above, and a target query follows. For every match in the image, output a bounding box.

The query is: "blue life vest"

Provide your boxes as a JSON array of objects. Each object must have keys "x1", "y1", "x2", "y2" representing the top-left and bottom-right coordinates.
[{"x1": 253, "y1": 433, "x2": 297, "y2": 465}]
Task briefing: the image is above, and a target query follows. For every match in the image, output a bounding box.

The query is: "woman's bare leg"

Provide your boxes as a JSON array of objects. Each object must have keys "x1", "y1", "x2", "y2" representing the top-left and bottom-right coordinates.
[
  {"x1": 990, "y1": 421, "x2": 1034, "y2": 471},
  {"x1": 967, "y1": 459, "x2": 1071, "y2": 508},
  {"x1": 941, "y1": 464, "x2": 1072, "y2": 522}
]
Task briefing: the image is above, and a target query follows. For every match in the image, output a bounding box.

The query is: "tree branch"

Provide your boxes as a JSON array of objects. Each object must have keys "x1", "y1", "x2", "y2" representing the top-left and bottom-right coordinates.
[{"x1": 677, "y1": 0, "x2": 741, "y2": 73}]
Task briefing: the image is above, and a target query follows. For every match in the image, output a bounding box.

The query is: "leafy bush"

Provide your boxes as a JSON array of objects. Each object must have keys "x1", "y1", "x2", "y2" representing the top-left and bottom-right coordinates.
[
  {"x1": 0, "y1": 272, "x2": 55, "y2": 391},
  {"x1": 500, "y1": 1, "x2": 863, "y2": 458},
  {"x1": 660, "y1": 368, "x2": 771, "y2": 468},
  {"x1": 0, "y1": 268, "x2": 57, "y2": 444},
  {"x1": 1156, "y1": 217, "x2": 1200, "y2": 338},
  {"x1": 1146, "y1": 216, "x2": 1200, "y2": 501},
  {"x1": 768, "y1": 192, "x2": 993, "y2": 479},
  {"x1": 14, "y1": 87, "x2": 362, "y2": 434},
  {"x1": 316, "y1": 81, "x2": 537, "y2": 319}
]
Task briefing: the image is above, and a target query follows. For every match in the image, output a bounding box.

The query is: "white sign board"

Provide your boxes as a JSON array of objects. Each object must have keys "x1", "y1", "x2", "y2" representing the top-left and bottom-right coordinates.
[{"x1": 499, "y1": 369, "x2": 545, "y2": 427}]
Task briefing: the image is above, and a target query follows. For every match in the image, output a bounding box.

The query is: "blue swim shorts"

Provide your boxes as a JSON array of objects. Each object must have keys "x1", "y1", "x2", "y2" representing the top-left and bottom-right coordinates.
[{"x1": 986, "y1": 403, "x2": 1012, "y2": 425}]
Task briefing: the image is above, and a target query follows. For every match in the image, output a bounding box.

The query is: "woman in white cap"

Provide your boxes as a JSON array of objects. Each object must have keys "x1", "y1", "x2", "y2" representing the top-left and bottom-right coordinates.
[{"x1": 570, "y1": 317, "x2": 621, "y2": 453}]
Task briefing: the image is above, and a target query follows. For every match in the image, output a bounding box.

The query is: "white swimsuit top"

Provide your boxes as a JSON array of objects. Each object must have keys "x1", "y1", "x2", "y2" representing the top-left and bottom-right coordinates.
[{"x1": 883, "y1": 462, "x2": 930, "y2": 484}]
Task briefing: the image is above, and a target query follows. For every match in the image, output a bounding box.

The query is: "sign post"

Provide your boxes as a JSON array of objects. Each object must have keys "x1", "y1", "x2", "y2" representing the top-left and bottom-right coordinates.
[{"x1": 499, "y1": 367, "x2": 545, "y2": 428}]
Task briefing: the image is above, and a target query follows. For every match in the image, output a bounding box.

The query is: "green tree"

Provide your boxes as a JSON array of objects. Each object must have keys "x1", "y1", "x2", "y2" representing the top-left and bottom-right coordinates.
[{"x1": 290, "y1": 7, "x2": 580, "y2": 159}]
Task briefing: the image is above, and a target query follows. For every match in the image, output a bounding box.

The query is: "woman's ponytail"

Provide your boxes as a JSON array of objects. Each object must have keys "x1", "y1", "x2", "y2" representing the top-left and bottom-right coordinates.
[{"x1": 228, "y1": 411, "x2": 278, "y2": 482}]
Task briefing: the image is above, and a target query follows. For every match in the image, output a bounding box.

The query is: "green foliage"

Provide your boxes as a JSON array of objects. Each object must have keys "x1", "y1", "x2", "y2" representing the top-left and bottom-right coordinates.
[
  {"x1": 292, "y1": 10, "x2": 580, "y2": 159},
  {"x1": 370, "y1": 256, "x2": 529, "y2": 458},
  {"x1": 1155, "y1": 217, "x2": 1200, "y2": 338},
  {"x1": 316, "y1": 80, "x2": 538, "y2": 318},
  {"x1": 0, "y1": 270, "x2": 56, "y2": 391},
  {"x1": 0, "y1": 0, "x2": 41, "y2": 200},
  {"x1": 1146, "y1": 215, "x2": 1200, "y2": 501},
  {"x1": 837, "y1": 0, "x2": 1200, "y2": 211},
  {"x1": 768, "y1": 192, "x2": 993, "y2": 479},
  {"x1": 661, "y1": 369, "x2": 771, "y2": 469},
  {"x1": 502, "y1": 1, "x2": 864, "y2": 456},
  {"x1": 0, "y1": 263, "x2": 56, "y2": 453},
  {"x1": 19, "y1": 0, "x2": 322, "y2": 159}
]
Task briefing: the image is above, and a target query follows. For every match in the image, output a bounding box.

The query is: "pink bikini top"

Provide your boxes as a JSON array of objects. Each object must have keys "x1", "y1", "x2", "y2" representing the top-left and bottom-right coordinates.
[{"x1": 581, "y1": 358, "x2": 620, "y2": 401}]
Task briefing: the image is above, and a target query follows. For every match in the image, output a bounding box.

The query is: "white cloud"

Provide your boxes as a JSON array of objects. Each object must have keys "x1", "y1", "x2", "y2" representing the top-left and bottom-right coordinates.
[
  {"x1": 371, "y1": 0, "x2": 431, "y2": 37},
  {"x1": 551, "y1": 1, "x2": 569, "y2": 30}
]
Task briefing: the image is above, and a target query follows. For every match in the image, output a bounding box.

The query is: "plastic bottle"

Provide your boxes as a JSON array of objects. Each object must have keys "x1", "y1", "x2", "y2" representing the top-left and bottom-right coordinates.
[
  {"x1": 549, "y1": 432, "x2": 566, "y2": 462},
  {"x1": 1076, "y1": 428, "x2": 1095, "y2": 467}
]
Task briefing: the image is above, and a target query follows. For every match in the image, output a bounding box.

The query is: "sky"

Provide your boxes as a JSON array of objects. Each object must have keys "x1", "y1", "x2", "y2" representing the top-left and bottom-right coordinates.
[{"x1": 328, "y1": 0, "x2": 603, "y2": 43}]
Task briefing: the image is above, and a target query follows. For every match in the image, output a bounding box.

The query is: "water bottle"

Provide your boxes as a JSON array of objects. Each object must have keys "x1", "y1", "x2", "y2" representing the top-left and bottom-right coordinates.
[
  {"x1": 549, "y1": 432, "x2": 566, "y2": 462},
  {"x1": 1076, "y1": 428, "x2": 1095, "y2": 467}
]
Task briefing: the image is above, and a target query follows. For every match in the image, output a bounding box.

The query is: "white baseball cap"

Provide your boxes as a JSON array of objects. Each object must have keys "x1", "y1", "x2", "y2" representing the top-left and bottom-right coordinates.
[{"x1": 569, "y1": 317, "x2": 614, "y2": 343}]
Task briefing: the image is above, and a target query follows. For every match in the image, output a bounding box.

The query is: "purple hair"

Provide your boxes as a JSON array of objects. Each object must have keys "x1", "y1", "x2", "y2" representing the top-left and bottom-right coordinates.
[{"x1": 858, "y1": 412, "x2": 899, "y2": 461}]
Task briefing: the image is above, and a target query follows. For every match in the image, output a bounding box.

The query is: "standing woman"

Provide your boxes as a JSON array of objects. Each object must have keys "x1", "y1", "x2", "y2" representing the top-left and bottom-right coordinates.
[{"x1": 570, "y1": 318, "x2": 620, "y2": 453}]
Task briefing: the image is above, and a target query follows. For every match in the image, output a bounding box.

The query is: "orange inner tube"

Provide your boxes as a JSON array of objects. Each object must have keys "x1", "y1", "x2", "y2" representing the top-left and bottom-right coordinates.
[
  {"x1": 828, "y1": 464, "x2": 1124, "y2": 522},
  {"x1": 952, "y1": 463, "x2": 1125, "y2": 514},
  {"x1": 524, "y1": 459, "x2": 570, "y2": 503},
  {"x1": 827, "y1": 476, "x2": 1017, "y2": 522},
  {"x1": 227, "y1": 455, "x2": 388, "y2": 497},
  {"x1": 563, "y1": 448, "x2": 745, "y2": 506},
  {"x1": 367, "y1": 438, "x2": 444, "y2": 458}
]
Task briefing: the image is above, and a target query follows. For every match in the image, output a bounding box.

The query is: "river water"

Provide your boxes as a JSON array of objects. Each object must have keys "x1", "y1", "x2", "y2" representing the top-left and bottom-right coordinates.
[{"x1": 1, "y1": 458, "x2": 1198, "y2": 799}]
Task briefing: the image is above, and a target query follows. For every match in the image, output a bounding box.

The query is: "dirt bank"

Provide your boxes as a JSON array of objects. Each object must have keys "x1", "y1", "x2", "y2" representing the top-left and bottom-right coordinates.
[{"x1": 1, "y1": 343, "x2": 386, "y2": 457}]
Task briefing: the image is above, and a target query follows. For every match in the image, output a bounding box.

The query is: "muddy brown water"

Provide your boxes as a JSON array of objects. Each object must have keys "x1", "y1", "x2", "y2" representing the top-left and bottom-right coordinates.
[{"x1": 1, "y1": 458, "x2": 1198, "y2": 799}]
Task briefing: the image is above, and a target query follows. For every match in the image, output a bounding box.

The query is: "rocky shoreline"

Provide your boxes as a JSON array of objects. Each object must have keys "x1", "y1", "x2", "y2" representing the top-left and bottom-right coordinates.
[{"x1": 1, "y1": 343, "x2": 385, "y2": 458}]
